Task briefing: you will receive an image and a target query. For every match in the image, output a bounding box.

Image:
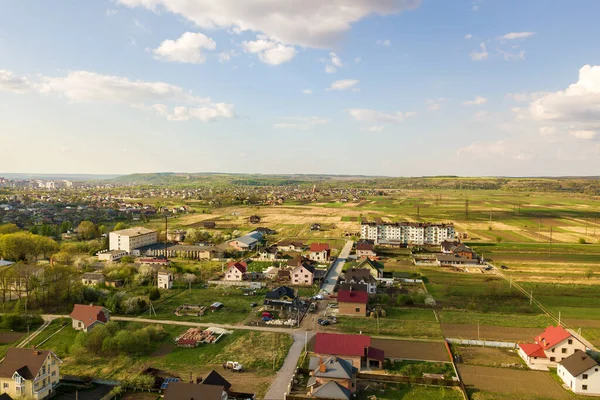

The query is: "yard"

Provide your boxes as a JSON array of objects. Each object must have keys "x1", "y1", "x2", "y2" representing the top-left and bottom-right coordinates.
[{"x1": 356, "y1": 382, "x2": 463, "y2": 400}]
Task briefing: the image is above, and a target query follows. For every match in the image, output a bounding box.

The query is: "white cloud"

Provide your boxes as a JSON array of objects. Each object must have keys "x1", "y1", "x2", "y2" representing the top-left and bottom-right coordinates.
[
  {"x1": 463, "y1": 96, "x2": 488, "y2": 105},
  {"x1": 354, "y1": 57, "x2": 362, "y2": 64},
  {"x1": 426, "y1": 98, "x2": 444, "y2": 111},
  {"x1": 2, "y1": 69, "x2": 234, "y2": 122},
  {"x1": 501, "y1": 32, "x2": 535, "y2": 40},
  {"x1": 218, "y1": 50, "x2": 237, "y2": 63},
  {"x1": 106, "y1": 9, "x2": 120, "y2": 16},
  {"x1": 498, "y1": 48, "x2": 525, "y2": 61},
  {"x1": 302, "y1": 89, "x2": 313, "y2": 95},
  {"x1": 512, "y1": 152, "x2": 534, "y2": 161},
  {"x1": 570, "y1": 130, "x2": 597, "y2": 140},
  {"x1": 469, "y1": 42, "x2": 488, "y2": 61},
  {"x1": 539, "y1": 126, "x2": 556, "y2": 136},
  {"x1": 361, "y1": 125, "x2": 385, "y2": 132},
  {"x1": 465, "y1": 34, "x2": 472, "y2": 40},
  {"x1": 347, "y1": 108, "x2": 416, "y2": 123},
  {"x1": 273, "y1": 116, "x2": 330, "y2": 130},
  {"x1": 457, "y1": 141, "x2": 506, "y2": 159},
  {"x1": 325, "y1": 52, "x2": 343, "y2": 73},
  {"x1": 530, "y1": 65, "x2": 600, "y2": 123},
  {"x1": 506, "y1": 92, "x2": 549, "y2": 102},
  {"x1": 473, "y1": 110, "x2": 489, "y2": 118},
  {"x1": 0, "y1": 70, "x2": 32, "y2": 94},
  {"x1": 376, "y1": 39, "x2": 391, "y2": 46},
  {"x1": 325, "y1": 64, "x2": 337, "y2": 74},
  {"x1": 117, "y1": 0, "x2": 420, "y2": 49},
  {"x1": 327, "y1": 79, "x2": 359, "y2": 91},
  {"x1": 242, "y1": 37, "x2": 296, "y2": 65},
  {"x1": 153, "y1": 32, "x2": 216, "y2": 64}
]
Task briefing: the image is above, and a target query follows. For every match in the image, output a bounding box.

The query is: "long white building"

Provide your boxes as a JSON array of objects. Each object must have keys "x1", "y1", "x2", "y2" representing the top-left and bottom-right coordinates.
[
  {"x1": 361, "y1": 222, "x2": 454, "y2": 245},
  {"x1": 109, "y1": 227, "x2": 158, "y2": 254}
]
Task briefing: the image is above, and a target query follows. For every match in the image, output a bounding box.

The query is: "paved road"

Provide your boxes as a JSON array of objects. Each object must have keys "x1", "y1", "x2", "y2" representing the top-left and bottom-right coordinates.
[
  {"x1": 263, "y1": 331, "x2": 314, "y2": 400},
  {"x1": 320, "y1": 240, "x2": 353, "y2": 294}
]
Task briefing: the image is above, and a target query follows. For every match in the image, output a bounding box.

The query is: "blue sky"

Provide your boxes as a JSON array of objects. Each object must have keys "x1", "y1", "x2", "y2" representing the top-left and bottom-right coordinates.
[{"x1": 1, "y1": 0, "x2": 600, "y2": 176}]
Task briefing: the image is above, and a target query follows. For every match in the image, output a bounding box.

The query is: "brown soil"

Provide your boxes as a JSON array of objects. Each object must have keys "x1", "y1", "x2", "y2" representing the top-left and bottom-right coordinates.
[
  {"x1": 458, "y1": 365, "x2": 570, "y2": 399},
  {"x1": 442, "y1": 324, "x2": 540, "y2": 342},
  {"x1": 0, "y1": 332, "x2": 25, "y2": 344},
  {"x1": 458, "y1": 346, "x2": 524, "y2": 368},
  {"x1": 371, "y1": 338, "x2": 449, "y2": 362},
  {"x1": 150, "y1": 343, "x2": 176, "y2": 357}
]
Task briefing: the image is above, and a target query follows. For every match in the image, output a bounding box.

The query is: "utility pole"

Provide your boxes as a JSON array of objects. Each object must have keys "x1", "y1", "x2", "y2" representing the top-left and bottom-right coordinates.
[
  {"x1": 477, "y1": 322, "x2": 480, "y2": 341},
  {"x1": 530, "y1": 290, "x2": 533, "y2": 306}
]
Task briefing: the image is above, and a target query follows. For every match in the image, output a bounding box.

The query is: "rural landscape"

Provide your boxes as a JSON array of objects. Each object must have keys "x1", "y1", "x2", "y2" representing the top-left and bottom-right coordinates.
[{"x1": 0, "y1": 174, "x2": 599, "y2": 399}]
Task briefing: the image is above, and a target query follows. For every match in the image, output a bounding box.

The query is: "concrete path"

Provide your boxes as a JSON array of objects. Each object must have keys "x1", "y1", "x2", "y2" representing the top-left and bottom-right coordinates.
[
  {"x1": 16, "y1": 319, "x2": 51, "y2": 348},
  {"x1": 263, "y1": 331, "x2": 314, "y2": 400},
  {"x1": 321, "y1": 240, "x2": 353, "y2": 294}
]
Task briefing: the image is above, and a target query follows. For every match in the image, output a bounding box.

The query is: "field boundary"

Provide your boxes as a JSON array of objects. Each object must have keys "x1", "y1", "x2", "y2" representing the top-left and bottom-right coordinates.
[
  {"x1": 444, "y1": 339, "x2": 469, "y2": 400},
  {"x1": 447, "y1": 338, "x2": 517, "y2": 349}
]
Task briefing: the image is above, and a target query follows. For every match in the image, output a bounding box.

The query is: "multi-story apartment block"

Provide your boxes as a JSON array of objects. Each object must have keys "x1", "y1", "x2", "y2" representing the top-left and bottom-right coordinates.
[
  {"x1": 109, "y1": 227, "x2": 158, "y2": 254},
  {"x1": 360, "y1": 222, "x2": 454, "y2": 245}
]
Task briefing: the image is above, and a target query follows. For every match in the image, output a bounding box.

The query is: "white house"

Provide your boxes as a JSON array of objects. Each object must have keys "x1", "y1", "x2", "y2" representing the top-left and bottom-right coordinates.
[
  {"x1": 558, "y1": 350, "x2": 600, "y2": 395},
  {"x1": 97, "y1": 249, "x2": 128, "y2": 262},
  {"x1": 291, "y1": 264, "x2": 315, "y2": 286},
  {"x1": 518, "y1": 326, "x2": 587, "y2": 369},
  {"x1": 158, "y1": 270, "x2": 174, "y2": 289},
  {"x1": 224, "y1": 262, "x2": 247, "y2": 281},
  {"x1": 309, "y1": 243, "x2": 330, "y2": 263},
  {"x1": 109, "y1": 227, "x2": 157, "y2": 254}
]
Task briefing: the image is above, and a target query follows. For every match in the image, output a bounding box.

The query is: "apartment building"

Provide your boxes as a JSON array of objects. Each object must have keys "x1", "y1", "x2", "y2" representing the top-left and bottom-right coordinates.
[
  {"x1": 109, "y1": 227, "x2": 158, "y2": 254},
  {"x1": 360, "y1": 222, "x2": 455, "y2": 245}
]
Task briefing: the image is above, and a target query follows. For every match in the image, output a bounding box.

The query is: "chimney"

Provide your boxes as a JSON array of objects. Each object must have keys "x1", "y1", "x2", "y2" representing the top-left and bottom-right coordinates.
[
  {"x1": 34, "y1": 351, "x2": 40, "y2": 356},
  {"x1": 319, "y1": 358, "x2": 326, "y2": 373}
]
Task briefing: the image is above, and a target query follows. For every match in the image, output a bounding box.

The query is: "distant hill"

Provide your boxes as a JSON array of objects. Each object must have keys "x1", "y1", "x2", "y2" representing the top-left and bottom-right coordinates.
[{"x1": 1, "y1": 173, "x2": 121, "y2": 181}]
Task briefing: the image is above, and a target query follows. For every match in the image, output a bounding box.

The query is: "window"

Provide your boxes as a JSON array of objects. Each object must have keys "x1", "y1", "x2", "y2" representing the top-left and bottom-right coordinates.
[
  {"x1": 583, "y1": 385, "x2": 588, "y2": 391},
  {"x1": 51, "y1": 371, "x2": 56, "y2": 377},
  {"x1": 562, "y1": 348, "x2": 567, "y2": 354},
  {"x1": 551, "y1": 349, "x2": 555, "y2": 353},
  {"x1": 355, "y1": 308, "x2": 360, "y2": 312},
  {"x1": 550, "y1": 357, "x2": 556, "y2": 362},
  {"x1": 568, "y1": 339, "x2": 573, "y2": 344},
  {"x1": 583, "y1": 374, "x2": 588, "y2": 380},
  {"x1": 3, "y1": 383, "x2": 8, "y2": 388}
]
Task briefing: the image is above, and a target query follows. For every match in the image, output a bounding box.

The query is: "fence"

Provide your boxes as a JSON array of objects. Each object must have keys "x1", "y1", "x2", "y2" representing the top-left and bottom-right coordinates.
[
  {"x1": 447, "y1": 338, "x2": 517, "y2": 349},
  {"x1": 444, "y1": 339, "x2": 469, "y2": 400},
  {"x1": 357, "y1": 372, "x2": 458, "y2": 386},
  {"x1": 207, "y1": 280, "x2": 265, "y2": 288}
]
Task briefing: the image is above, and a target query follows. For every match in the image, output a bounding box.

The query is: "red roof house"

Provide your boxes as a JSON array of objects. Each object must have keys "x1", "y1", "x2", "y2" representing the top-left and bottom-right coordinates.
[
  {"x1": 70, "y1": 304, "x2": 110, "y2": 332},
  {"x1": 310, "y1": 243, "x2": 330, "y2": 252},
  {"x1": 309, "y1": 243, "x2": 331, "y2": 263},
  {"x1": 314, "y1": 333, "x2": 384, "y2": 370},
  {"x1": 535, "y1": 326, "x2": 572, "y2": 350},
  {"x1": 338, "y1": 290, "x2": 368, "y2": 304},
  {"x1": 227, "y1": 261, "x2": 248, "y2": 273},
  {"x1": 518, "y1": 326, "x2": 586, "y2": 369},
  {"x1": 518, "y1": 343, "x2": 546, "y2": 358}
]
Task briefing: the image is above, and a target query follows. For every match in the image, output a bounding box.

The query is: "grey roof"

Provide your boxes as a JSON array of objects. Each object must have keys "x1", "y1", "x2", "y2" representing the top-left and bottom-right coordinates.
[
  {"x1": 0, "y1": 260, "x2": 14, "y2": 268},
  {"x1": 436, "y1": 254, "x2": 479, "y2": 264},
  {"x1": 111, "y1": 227, "x2": 156, "y2": 237},
  {"x1": 82, "y1": 273, "x2": 104, "y2": 279},
  {"x1": 234, "y1": 231, "x2": 263, "y2": 247},
  {"x1": 559, "y1": 350, "x2": 599, "y2": 377},
  {"x1": 312, "y1": 381, "x2": 351, "y2": 400},
  {"x1": 164, "y1": 382, "x2": 224, "y2": 400},
  {"x1": 309, "y1": 356, "x2": 356, "y2": 380},
  {"x1": 265, "y1": 286, "x2": 296, "y2": 300}
]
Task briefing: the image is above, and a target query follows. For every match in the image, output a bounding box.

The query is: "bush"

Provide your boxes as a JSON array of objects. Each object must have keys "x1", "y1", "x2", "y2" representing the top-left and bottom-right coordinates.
[
  {"x1": 149, "y1": 287, "x2": 161, "y2": 301},
  {"x1": 0, "y1": 314, "x2": 44, "y2": 331},
  {"x1": 579, "y1": 237, "x2": 587, "y2": 244}
]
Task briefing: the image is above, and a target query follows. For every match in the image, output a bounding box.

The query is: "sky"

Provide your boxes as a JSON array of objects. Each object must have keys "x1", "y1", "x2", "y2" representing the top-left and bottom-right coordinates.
[{"x1": 2, "y1": 0, "x2": 600, "y2": 177}]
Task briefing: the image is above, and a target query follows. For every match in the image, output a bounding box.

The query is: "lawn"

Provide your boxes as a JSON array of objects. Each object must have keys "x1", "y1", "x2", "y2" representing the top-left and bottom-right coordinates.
[
  {"x1": 384, "y1": 360, "x2": 455, "y2": 378},
  {"x1": 356, "y1": 383, "x2": 463, "y2": 400}
]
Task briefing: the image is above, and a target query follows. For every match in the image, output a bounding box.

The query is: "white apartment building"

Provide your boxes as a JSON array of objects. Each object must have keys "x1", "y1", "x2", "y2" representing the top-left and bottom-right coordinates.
[
  {"x1": 360, "y1": 222, "x2": 455, "y2": 245},
  {"x1": 109, "y1": 227, "x2": 157, "y2": 254}
]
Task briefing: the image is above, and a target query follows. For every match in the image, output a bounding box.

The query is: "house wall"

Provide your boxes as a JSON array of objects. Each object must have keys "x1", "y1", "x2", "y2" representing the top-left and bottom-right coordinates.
[
  {"x1": 292, "y1": 266, "x2": 313, "y2": 286},
  {"x1": 558, "y1": 364, "x2": 600, "y2": 394},
  {"x1": 309, "y1": 251, "x2": 328, "y2": 262},
  {"x1": 225, "y1": 267, "x2": 243, "y2": 281},
  {"x1": 518, "y1": 348, "x2": 553, "y2": 368},
  {"x1": 158, "y1": 273, "x2": 173, "y2": 289},
  {"x1": 314, "y1": 377, "x2": 357, "y2": 393},
  {"x1": 545, "y1": 337, "x2": 587, "y2": 364},
  {"x1": 356, "y1": 249, "x2": 376, "y2": 258},
  {"x1": 338, "y1": 302, "x2": 367, "y2": 316},
  {"x1": 109, "y1": 231, "x2": 157, "y2": 253},
  {"x1": 0, "y1": 354, "x2": 60, "y2": 399}
]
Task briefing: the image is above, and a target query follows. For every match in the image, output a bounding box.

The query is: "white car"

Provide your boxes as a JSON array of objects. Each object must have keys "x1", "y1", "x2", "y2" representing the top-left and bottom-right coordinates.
[{"x1": 313, "y1": 294, "x2": 324, "y2": 300}]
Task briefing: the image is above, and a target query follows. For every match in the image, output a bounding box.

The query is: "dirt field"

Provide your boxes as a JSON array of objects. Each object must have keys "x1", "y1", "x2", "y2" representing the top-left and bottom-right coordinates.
[
  {"x1": 458, "y1": 365, "x2": 570, "y2": 399},
  {"x1": 0, "y1": 332, "x2": 24, "y2": 344},
  {"x1": 442, "y1": 324, "x2": 539, "y2": 342},
  {"x1": 371, "y1": 338, "x2": 450, "y2": 362},
  {"x1": 458, "y1": 346, "x2": 524, "y2": 368}
]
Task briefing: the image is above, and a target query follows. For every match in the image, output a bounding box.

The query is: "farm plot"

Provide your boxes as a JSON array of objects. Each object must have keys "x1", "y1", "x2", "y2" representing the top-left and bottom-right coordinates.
[
  {"x1": 458, "y1": 365, "x2": 571, "y2": 400},
  {"x1": 372, "y1": 338, "x2": 449, "y2": 362},
  {"x1": 442, "y1": 324, "x2": 540, "y2": 342},
  {"x1": 457, "y1": 346, "x2": 524, "y2": 368}
]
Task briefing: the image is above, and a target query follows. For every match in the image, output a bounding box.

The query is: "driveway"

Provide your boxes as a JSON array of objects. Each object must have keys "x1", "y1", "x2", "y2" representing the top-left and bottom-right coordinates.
[
  {"x1": 263, "y1": 331, "x2": 314, "y2": 400},
  {"x1": 320, "y1": 240, "x2": 353, "y2": 294}
]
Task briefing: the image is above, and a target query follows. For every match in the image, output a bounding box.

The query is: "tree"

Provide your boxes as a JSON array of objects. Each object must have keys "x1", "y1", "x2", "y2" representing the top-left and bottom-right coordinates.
[
  {"x1": 149, "y1": 287, "x2": 160, "y2": 301},
  {"x1": 52, "y1": 251, "x2": 74, "y2": 266},
  {"x1": 59, "y1": 221, "x2": 72, "y2": 234},
  {"x1": 0, "y1": 224, "x2": 19, "y2": 235},
  {"x1": 183, "y1": 273, "x2": 197, "y2": 292},
  {"x1": 77, "y1": 221, "x2": 99, "y2": 240},
  {"x1": 579, "y1": 237, "x2": 587, "y2": 244},
  {"x1": 114, "y1": 222, "x2": 128, "y2": 231},
  {"x1": 585, "y1": 269, "x2": 594, "y2": 280}
]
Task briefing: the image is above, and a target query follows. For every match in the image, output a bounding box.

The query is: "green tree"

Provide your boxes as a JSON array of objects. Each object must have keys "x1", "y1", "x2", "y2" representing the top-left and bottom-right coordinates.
[
  {"x1": 114, "y1": 222, "x2": 128, "y2": 231},
  {"x1": 579, "y1": 237, "x2": 587, "y2": 244},
  {"x1": 585, "y1": 269, "x2": 594, "y2": 280},
  {"x1": 148, "y1": 287, "x2": 160, "y2": 301},
  {"x1": 0, "y1": 224, "x2": 19, "y2": 235},
  {"x1": 59, "y1": 221, "x2": 72, "y2": 234},
  {"x1": 77, "y1": 221, "x2": 99, "y2": 240}
]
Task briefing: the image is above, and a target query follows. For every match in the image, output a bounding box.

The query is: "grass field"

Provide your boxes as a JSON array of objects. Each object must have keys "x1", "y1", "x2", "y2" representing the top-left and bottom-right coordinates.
[{"x1": 356, "y1": 383, "x2": 463, "y2": 400}]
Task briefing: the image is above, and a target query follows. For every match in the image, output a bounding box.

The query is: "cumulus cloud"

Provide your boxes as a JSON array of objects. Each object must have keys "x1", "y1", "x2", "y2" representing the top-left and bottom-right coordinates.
[
  {"x1": 456, "y1": 141, "x2": 506, "y2": 159},
  {"x1": 106, "y1": 8, "x2": 120, "y2": 16},
  {"x1": 498, "y1": 48, "x2": 525, "y2": 61},
  {"x1": 273, "y1": 116, "x2": 330, "y2": 130},
  {"x1": 376, "y1": 39, "x2": 391, "y2": 46},
  {"x1": 348, "y1": 108, "x2": 416, "y2": 123},
  {"x1": 327, "y1": 79, "x2": 360, "y2": 91},
  {"x1": 354, "y1": 57, "x2": 362, "y2": 64},
  {"x1": 153, "y1": 32, "x2": 216, "y2": 64},
  {"x1": 361, "y1": 125, "x2": 385, "y2": 132},
  {"x1": 530, "y1": 65, "x2": 600, "y2": 123},
  {"x1": 506, "y1": 92, "x2": 549, "y2": 102},
  {"x1": 2, "y1": 69, "x2": 234, "y2": 122},
  {"x1": 501, "y1": 32, "x2": 535, "y2": 40},
  {"x1": 325, "y1": 52, "x2": 343, "y2": 73},
  {"x1": 426, "y1": 98, "x2": 444, "y2": 111},
  {"x1": 570, "y1": 130, "x2": 597, "y2": 140},
  {"x1": 0, "y1": 70, "x2": 32, "y2": 94},
  {"x1": 465, "y1": 34, "x2": 472, "y2": 39},
  {"x1": 218, "y1": 50, "x2": 237, "y2": 63},
  {"x1": 242, "y1": 37, "x2": 296, "y2": 65},
  {"x1": 470, "y1": 42, "x2": 488, "y2": 61},
  {"x1": 539, "y1": 126, "x2": 556, "y2": 136},
  {"x1": 302, "y1": 89, "x2": 313, "y2": 94},
  {"x1": 117, "y1": 0, "x2": 420, "y2": 49},
  {"x1": 463, "y1": 96, "x2": 487, "y2": 105}
]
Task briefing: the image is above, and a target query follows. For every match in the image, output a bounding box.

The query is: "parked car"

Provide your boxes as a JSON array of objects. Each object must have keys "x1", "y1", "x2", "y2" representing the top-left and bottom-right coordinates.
[
  {"x1": 262, "y1": 316, "x2": 273, "y2": 322},
  {"x1": 500, "y1": 265, "x2": 509, "y2": 270},
  {"x1": 317, "y1": 318, "x2": 330, "y2": 326},
  {"x1": 313, "y1": 294, "x2": 324, "y2": 300},
  {"x1": 250, "y1": 302, "x2": 257, "y2": 307}
]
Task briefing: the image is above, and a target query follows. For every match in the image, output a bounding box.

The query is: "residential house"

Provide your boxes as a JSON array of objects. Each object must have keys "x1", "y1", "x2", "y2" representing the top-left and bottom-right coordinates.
[
  {"x1": 96, "y1": 249, "x2": 127, "y2": 262},
  {"x1": 166, "y1": 229, "x2": 186, "y2": 242},
  {"x1": 263, "y1": 286, "x2": 297, "y2": 312},
  {"x1": 228, "y1": 231, "x2": 263, "y2": 251},
  {"x1": 105, "y1": 278, "x2": 124, "y2": 288},
  {"x1": 337, "y1": 289, "x2": 368, "y2": 316},
  {"x1": 276, "y1": 241, "x2": 304, "y2": 252},
  {"x1": 351, "y1": 258, "x2": 384, "y2": 279},
  {"x1": 81, "y1": 273, "x2": 105, "y2": 286},
  {"x1": 202, "y1": 370, "x2": 255, "y2": 400},
  {"x1": 440, "y1": 241, "x2": 477, "y2": 259},
  {"x1": 164, "y1": 382, "x2": 227, "y2": 400},
  {"x1": 109, "y1": 227, "x2": 157, "y2": 254},
  {"x1": 558, "y1": 350, "x2": 600, "y2": 395},
  {"x1": 263, "y1": 266, "x2": 279, "y2": 280},
  {"x1": 518, "y1": 326, "x2": 587, "y2": 368},
  {"x1": 200, "y1": 221, "x2": 217, "y2": 229},
  {"x1": 292, "y1": 264, "x2": 315, "y2": 286},
  {"x1": 225, "y1": 262, "x2": 247, "y2": 281},
  {"x1": 313, "y1": 333, "x2": 384, "y2": 371},
  {"x1": 342, "y1": 269, "x2": 377, "y2": 294},
  {"x1": 310, "y1": 223, "x2": 321, "y2": 231},
  {"x1": 307, "y1": 357, "x2": 357, "y2": 399},
  {"x1": 157, "y1": 269, "x2": 174, "y2": 289},
  {"x1": 287, "y1": 255, "x2": 315, "y2": 268},
  {"x1": 309, "y1": 243, "x2": 330, "y2": 263},
  {"x1": 277, "y1": 268, "x2": 291, "y2": 282},
  {"x1": 70, "y1": 304, "x2": 110, "y2": 332},
  {"x1": 435, "y1": 254, "x2": 480, "y2": 267},
  {"x1": 440, "y1": 240, "x2": 461, "y2": 253},
  {"x1": 0, "y1": 348, "x2": 61, "y2": 400},
  {"x1": 257, "y1": 247, "x2": 278, "y2": 262},
  {"x1": 355, "y1": 241, "x2": 376, "y2": 259},
  {"x1": 338, "y1": 283, "x2": 368, "y2": 294}
]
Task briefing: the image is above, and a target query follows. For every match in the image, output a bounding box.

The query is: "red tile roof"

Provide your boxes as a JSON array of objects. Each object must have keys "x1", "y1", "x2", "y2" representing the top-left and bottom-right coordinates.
[
  {"x1": 310, "y1": 243, "x2": 330, "y2": 252},
  {"x1": 227, "y1": 262, "x2": 247, "y2": 273},
  {"x1": 314, "y1": 333, "x2": 371, "y2": 357},
  {"x1": 337, "y1": 290, "x2": 368, "y2": 304},
  {"x1": 69, "y1": 304, "x2": 109, "y2": 328},
  {"x1": 535, "y1": 326, "x2": 572, "y2": 349},
  {"x1": 366, "y1": 346, "x2": 385, "y2": 361},
  {"x1": 519, "y1": 343, "x2": 546, "y2": 358}
]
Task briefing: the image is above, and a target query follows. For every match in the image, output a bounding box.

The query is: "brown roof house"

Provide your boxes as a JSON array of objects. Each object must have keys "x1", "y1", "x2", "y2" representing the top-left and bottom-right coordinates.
[
  {"x1": 0, "y1": 348, "x2": 61, "y2": 399},
  {"x1": 70, "y1": 304, "x2": 110, "y2": 332},
  {"x1": 355, "y1": 241, "x2": 376, "y2": 259},
  {"x1": 558, "y1": 350, "x2": 600, "y2": 395},
  {"x1": 307, "y1": 356, "x2": 358, "y2": 400},
  {"x1": 309, "y1": 243, "x2": 330, "y2": 263},
  {"x1": 342, "y1": 269, "x2": 377, "y2": 294}
]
